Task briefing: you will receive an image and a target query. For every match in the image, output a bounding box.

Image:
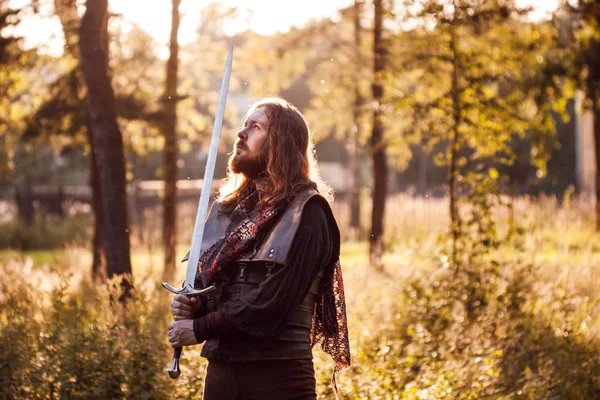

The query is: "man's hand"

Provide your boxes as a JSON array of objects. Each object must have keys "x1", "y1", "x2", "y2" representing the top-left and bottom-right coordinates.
[
  {"x1": 168, "y1": 319, "x2": 198, "y2": 347},
  {"x1": 171, "y1": 294, "x2": 203, "y2": 321}
]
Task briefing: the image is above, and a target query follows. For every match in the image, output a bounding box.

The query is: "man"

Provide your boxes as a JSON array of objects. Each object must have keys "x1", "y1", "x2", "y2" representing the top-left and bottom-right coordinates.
[{"x1": 167, "y1": 98, "x2": 350, "y2": 400}]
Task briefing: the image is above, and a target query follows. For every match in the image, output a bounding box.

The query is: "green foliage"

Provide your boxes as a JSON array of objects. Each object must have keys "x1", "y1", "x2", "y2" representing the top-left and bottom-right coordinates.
[
  {"x1": 556, "y1": 0, "x2": 600, "y2": 108},
  {"x1": 339, "y1": 261, "x2": 600, "y2": 399},
  {"x1": 304, "y1": 4, "x2": 373, "y2": 143},
  {"x1": 344, "y1": 4, "x2": 600, "y2": 396},
  {"x1": 0, "y1": 212, "x2": 91, "y2": 250},
  {"x1": 0, "y1": 265, "x2": 173, "y2": 399},
  {"x1": 176, "y1": 3, "x2": 242, "y2": 155},
  {"x1": 2, "y1": 196, "x2": 600, "y2": 399},
  {"x1": 391, "y1": 1, "x2": 563, "y2": 169},
  {"x1": 0, "y1": 3, "x2": 46, "y2": 179},
  {"x1": 386, "y1": 1, "x2": 570, "y2": 291},
  {"x1": 332, "y1": 208, "x2": 600, "y2": 399}
]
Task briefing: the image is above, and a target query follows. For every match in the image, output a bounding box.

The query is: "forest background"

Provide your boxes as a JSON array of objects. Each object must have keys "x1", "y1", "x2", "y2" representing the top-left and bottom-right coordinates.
[{"x1": 1, "y1": 0, "x2": 600, "y2": 398}]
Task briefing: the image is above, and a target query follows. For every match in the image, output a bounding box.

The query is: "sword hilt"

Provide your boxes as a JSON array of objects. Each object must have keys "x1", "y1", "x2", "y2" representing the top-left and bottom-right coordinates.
[{"x1": 163, "y1": 283, "x2": 216, "y2": 379}]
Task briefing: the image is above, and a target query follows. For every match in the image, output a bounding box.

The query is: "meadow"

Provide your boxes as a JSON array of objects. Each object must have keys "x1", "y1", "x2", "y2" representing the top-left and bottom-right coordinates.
[{"x1": 1, "y1": 194, "x2": 600, "y2": 399}]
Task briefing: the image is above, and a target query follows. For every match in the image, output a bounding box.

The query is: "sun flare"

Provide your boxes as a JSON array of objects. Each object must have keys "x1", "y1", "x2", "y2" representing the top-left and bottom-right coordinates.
[{"x1": 9, "y1": 0, "x2": 559, "y2": 58}]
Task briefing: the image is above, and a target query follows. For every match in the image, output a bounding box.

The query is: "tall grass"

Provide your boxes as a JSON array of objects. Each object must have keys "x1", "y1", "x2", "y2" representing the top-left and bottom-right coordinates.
[{"x1": 1, "y1": 194, "x2": 600, "y2": 399}]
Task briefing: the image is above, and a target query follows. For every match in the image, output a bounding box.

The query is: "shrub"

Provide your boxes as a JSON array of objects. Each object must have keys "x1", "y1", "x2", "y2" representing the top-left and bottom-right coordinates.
[
  {"x1": 0, "y1": 213, "x2": 91, "y2": 250},
  {"x1": 335, "y1": 260, "x2": 600, "y2": 399},
  {"x1": 0, "y1": 263, "x2": 175, "y2": 399}
]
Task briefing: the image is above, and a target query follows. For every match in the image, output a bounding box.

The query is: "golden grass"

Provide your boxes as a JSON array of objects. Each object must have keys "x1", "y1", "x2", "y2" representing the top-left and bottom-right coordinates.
[
  {"x1": 1, "y1": 194, "x2": 600, "y2": 398},
  {"x1": 3, "y1": 193, "x2": 599, "y2": 329}
]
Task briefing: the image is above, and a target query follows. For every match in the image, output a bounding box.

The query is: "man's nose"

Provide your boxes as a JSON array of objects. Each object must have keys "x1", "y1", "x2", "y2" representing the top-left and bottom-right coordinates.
[{"x1": 236, "y1": 128, "x2": 247, "y2": 140}]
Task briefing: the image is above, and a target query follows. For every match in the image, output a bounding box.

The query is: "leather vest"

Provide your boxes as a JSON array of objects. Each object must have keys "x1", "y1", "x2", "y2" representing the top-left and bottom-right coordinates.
[
  {"x1": 201, "y1": 263, "x2": 323, "y2": 362},
  {"x1": 184, "y1": 189, "x2": 328, "y2": 362}
]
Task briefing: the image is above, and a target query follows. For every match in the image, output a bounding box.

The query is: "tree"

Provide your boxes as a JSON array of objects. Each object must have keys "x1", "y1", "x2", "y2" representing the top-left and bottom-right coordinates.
[
  {"x1": 350, "y1": 0, "x2": 365, "y2": 238},
  {"x1": 24, "y1": 2, "x2": 165, "y2": 277},
  {"x1": 590, "y1": 12, "x2": 600, "y2": 230},
  {"x1": 571, "y1": 1, "x2": 600, "y2": 229},
  {"x1": 305, "y1": 2, "x2": 372, "y2": 241},
  {"x1": 391, "y1": 0, "x2": 561, "y2": 267},
  {"x1": 54, "y1": 0, "x2": 105, "y2": 281},
  {"x1": 162, "y1": 0, "x2": 182, "y2": 283},
  {"x1": 79, "y1": 0, "x2": 132, "y2": 290},
  {"x1": 369, "y1": 0, "x2": 389, "y2": 272},
  {"x1": 0, "y1": 2, "x2": 24, "y2": 177},
  {"x1": 0, "y1": 1, "x2": 43, "y2": 233},
  {"x1": 514, "y1": 0, "x2": 600, "y2": 227}
]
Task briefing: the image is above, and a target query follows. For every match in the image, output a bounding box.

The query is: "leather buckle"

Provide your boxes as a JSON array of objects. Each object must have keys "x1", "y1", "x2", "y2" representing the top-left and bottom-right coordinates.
[
  {"x1": 266, "y1": 262, "x2": 275, "y2": 277},
  {"x1": 239, "y1": 262, "x2": 247, "y2": 280}
]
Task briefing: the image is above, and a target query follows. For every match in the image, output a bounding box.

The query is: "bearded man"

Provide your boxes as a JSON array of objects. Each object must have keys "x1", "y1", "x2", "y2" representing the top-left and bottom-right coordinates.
[{"x1": 167, "y1": 98, "x2": 350, "y2": 400}]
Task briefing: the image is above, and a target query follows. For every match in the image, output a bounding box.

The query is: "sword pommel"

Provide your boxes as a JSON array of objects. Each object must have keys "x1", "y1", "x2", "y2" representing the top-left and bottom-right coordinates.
[{"x1": 168, "y1": 348, "x2": 182, "y2": 379}]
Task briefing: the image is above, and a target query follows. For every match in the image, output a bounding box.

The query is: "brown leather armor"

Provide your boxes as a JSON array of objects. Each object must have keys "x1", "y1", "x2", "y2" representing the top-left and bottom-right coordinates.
[
  {"x1": 201, "y1": 262, "x2": 322, "y2": 361},
  {"x1": 185, "y1": 189, "x2": 327, "y2": 362}
]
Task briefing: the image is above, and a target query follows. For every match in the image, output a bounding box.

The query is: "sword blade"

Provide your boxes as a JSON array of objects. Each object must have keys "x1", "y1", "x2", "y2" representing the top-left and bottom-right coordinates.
[{"x1": 184, "y1": 40, "x2": 234, "y2": 289}]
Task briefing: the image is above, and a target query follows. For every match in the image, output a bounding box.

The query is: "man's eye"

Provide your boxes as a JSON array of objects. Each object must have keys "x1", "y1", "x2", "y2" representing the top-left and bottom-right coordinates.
[{"x1": 254, "y1": 124, "x2": 260, "y2": 129}]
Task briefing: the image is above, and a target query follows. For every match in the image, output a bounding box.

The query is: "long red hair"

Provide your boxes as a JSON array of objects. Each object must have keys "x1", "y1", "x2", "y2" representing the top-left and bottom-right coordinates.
[{"x1": 217, "y1": 97, "x2": 332, "y2": 213}]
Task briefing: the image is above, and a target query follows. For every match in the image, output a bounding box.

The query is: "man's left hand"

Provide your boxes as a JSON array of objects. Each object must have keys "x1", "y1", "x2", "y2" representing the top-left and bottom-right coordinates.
[{"x1": 168, "y1": 320, "x2": 198, "y2": 348}]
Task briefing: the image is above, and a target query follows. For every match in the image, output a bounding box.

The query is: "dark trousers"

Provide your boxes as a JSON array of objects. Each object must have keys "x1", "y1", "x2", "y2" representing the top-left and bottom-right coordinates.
[{"x1": 202, "y1": 359, "x2": 317, "y2": 400}]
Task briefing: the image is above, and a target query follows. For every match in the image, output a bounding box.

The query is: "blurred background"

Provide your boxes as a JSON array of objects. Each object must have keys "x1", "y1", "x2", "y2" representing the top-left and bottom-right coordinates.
[{"x1": 1, "y1": 0, "x2": 600, "y2": 399}]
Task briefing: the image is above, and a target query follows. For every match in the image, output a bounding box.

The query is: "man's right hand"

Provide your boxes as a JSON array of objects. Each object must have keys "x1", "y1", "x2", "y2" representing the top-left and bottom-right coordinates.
[{"x1": 171, "y1": 294, "x2": 203, "y2": 321}]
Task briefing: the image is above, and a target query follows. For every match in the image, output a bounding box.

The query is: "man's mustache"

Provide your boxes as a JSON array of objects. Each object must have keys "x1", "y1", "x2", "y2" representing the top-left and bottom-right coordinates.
[{"x1": 235, "y1": 141, "x2": 247, "y2": 150}]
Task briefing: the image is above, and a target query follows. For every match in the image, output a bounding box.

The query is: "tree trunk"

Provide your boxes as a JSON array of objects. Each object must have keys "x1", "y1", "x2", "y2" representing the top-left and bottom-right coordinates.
[
  {"x1": 162, "y1": 0, "x2": 181, "y2": 283},
  {"x1": 14, "y1": 181, "x2": 33, "y2": 250},
  {"x1": 418, "y1": 145, "x2": 428, "y2": 195},
  {"x1": 449, "y1": 25, "x2": 461, "y2": 267},
  {"x1": 589, "y1": 23, "x2": 600, "y2": 231},
  {"x1": 54, "y1": 0, "x2": 105, "y2": 281},
  {"x1": 89, "y1": 135, "x2": 105, "y2": 282},
  {"x1": 15, "y1": 181, "x2": 34, "y2": 226},
  {"x1": 349, "y1": 0, "x2": 363, "y2": 240},
  {"x1": 594, "y1": 98, "x2": 600, "y2": 231},
  {"x1": 369, "y1": 0, "x2": 388, "y2": 272},
  {"x1": 79, "y1": 0, "x2": 132, "y2": 294}
]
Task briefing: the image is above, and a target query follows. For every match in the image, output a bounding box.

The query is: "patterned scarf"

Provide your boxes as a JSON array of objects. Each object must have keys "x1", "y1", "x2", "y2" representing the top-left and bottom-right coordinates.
[
  {"x1": 197, "y1": 184, "x2": 288, "y2": 288},
  {"x1": 312, "y1": 259, "x2": 350, "y2": 381}
]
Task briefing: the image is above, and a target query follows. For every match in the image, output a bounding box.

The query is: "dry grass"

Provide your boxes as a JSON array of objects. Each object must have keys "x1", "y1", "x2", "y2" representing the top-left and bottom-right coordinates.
[
  {"x1": 3, "y1": 193, "x2": 599, "y2": 339},
  {"x1": 1, "y1": 193, "x2": 600, "y2": 398}
]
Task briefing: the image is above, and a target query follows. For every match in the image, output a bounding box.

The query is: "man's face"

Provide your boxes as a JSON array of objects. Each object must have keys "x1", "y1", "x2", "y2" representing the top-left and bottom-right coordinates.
[{"x1": 231, "y1": 107, "x2": 270, "y2": 178}]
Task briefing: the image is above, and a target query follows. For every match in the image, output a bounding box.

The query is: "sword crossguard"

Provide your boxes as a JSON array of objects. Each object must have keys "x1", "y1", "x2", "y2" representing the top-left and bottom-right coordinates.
[{"x1": 161, "y1": 282, "x2": 217, "y2": 297}]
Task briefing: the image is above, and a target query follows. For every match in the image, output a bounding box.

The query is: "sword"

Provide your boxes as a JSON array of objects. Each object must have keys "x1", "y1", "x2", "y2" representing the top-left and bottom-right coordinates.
[{"x1": 162, "y1": 39, "x2": 234, "y2": 379}]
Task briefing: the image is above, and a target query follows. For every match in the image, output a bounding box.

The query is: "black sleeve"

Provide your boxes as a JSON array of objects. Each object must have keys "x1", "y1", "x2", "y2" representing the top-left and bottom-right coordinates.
[
  {"x1": 193, "y1": 309, "x2": 233, "y2": 343},
  {"x1": 194, "y1": 197, "x2": 337, "y2": 340}
]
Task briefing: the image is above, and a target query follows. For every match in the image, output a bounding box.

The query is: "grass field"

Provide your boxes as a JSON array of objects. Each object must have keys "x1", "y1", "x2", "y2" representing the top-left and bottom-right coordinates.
[{"x1": 1, "y1": 194, "x2": 600, "y2": 399}]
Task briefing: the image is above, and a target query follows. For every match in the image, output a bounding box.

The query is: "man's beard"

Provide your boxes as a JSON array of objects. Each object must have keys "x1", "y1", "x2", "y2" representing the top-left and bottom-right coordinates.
[{"x1": 231, "y1": 150, "x2": 267, "y2": 180}]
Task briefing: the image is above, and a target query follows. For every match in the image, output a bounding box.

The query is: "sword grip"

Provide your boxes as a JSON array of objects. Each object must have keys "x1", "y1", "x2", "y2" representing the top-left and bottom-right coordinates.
[{"x1": 168, "y1": 347, "x2": 182, "y2": 379}]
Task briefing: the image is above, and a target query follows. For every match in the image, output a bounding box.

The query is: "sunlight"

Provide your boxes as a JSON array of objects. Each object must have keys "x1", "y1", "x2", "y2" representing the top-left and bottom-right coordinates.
[
  {"x1": 517, "y1": 0, "x2": 559, "y2": 20},
  {"x1": 8, "y1": 0, "x2": 560, "y2": 58},
  {"x1": 3, "y1": 0, "x2": 600, "y2": 397},
  {"x1": 110, "y1": 0, "x2": 355, "y2": 46}
]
